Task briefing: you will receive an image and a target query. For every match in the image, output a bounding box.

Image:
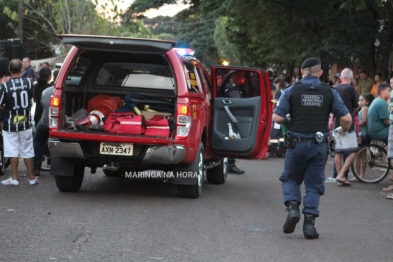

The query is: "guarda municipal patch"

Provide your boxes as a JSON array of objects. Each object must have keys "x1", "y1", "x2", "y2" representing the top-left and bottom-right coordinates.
[{"x1": 301, "y1": 94, "x2": 323, "y2": 107}]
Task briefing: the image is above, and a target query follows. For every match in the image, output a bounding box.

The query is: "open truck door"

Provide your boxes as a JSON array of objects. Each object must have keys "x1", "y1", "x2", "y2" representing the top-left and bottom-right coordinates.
[{"x1": 211, "y1": 66, "x2": 272, "y2": 159}]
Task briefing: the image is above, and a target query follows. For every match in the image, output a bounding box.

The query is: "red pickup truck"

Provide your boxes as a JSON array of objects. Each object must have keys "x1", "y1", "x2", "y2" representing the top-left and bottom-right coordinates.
[{"x1": 48, "y1": 35, "x2": 272, "y2": 198}]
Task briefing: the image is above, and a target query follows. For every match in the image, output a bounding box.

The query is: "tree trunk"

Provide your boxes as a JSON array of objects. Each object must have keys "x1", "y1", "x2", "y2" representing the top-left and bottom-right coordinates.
[
  {"x1": 375, "y1": 4, "x2": 393, "y2": 80},
  {"x1": 18, "y1": 0, "x2": 23, "y2": 42},
  {"x1": 286, "y1": 62, "x2": 295, "y2": 78}
]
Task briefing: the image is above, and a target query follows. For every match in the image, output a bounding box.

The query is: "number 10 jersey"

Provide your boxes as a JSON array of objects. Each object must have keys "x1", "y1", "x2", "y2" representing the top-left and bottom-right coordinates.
[{"x1": 0, "y1": 77, "x2": 34, "y2": 132}]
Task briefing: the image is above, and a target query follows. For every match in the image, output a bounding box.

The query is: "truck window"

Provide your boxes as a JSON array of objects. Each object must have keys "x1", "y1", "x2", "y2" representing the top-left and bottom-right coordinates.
[
  {"x1": 196, "y1": 67, "x2": 211, "y2": 101},
  {"x1": 65, "y1": 56, "x2": 89, "y2": 86},
  {"x1": 94, "y1": 62, "x2": 174, "y2": 90},
  {"x1": 183, "y1": 61, "x2": 200, "y2": 93},
  {"x1": 217, "y1": 70, "x2": 260, "y2": 98}
]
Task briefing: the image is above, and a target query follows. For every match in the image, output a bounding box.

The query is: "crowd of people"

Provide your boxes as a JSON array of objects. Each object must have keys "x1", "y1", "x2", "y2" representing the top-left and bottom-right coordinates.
[
  {"x1": 0, "y1": 57, "x2": 57, "y2": 185},
  {"x1": 3, "y1": 55, "x2": 393, "y2": 237},
  {"x1": 271, "y1": 57, "x2": 393, "y2": 239},
  {"x1": 270, "y1": 67, "x2": 393, "y2": 189},
  {"x1": 325, "y1": 70, "x2": 393, "y2": 197}
]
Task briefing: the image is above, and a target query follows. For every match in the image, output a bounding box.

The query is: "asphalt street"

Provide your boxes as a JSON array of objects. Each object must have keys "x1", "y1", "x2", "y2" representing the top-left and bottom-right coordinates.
[{"x1": 0, "y1": 157, "x2": 391, "y2": 262}]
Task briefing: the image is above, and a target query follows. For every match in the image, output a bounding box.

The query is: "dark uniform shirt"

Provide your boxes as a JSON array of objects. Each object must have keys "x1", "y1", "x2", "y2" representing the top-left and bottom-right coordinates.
[
  {"x1": 274, "y1": 76, "x2": 349, "y2": 138},
  {"x1": 0, "y1": 77, "x2": 33, "y2": 132}
]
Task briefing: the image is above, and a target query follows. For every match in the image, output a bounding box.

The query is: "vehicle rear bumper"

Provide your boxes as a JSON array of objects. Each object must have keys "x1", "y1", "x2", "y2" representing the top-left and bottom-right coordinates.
[{"x1": 48, "y1": 139, "x2": 186, "y2": 164}]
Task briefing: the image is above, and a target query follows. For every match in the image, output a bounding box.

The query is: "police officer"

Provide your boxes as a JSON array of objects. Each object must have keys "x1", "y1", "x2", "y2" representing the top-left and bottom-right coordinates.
[{"x1": 272, "y1": 57, "x2": 351, "y2": 239}]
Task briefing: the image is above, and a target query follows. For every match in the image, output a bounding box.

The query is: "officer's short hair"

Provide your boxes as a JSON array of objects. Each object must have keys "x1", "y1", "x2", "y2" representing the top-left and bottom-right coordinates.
[
  {"x1": 301, "y1": 57, "x2": 321, "y2": 76},
  {"x1": 9, "y1": 59, "x2": 23, "y2": 74},
  {"x1": 378, "y1": 83, "x2": 391, "y2": 95},
  {"x1": 303, "y1": 64, "x2": 321, "y2": 76}
]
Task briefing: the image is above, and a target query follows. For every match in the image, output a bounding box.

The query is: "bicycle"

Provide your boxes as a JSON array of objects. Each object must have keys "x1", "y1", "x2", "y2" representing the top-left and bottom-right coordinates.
[{"x1": 351, "y1": 140, "x2": 391, "y2": 183}]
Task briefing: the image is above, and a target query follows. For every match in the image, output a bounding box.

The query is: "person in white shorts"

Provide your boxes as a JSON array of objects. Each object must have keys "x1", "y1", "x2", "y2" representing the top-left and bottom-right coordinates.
[
  {"x1": 0, "y1": 59, "x2": 38, "y2": 186},
  {"x1": 333, "y1": 130, "x2": 358, "y2": 183},
  {"x1": 333, "y1": 68, "x2": 359, "y2": 186}
]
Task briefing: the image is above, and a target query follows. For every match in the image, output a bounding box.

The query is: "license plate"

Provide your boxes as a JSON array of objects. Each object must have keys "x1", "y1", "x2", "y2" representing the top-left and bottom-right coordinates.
[{"x1": 100, "y1": 143, "x2": 133, "y2": 155}]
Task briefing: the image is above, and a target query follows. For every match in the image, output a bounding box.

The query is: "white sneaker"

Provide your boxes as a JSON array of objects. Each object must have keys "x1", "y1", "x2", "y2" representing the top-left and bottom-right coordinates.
[
  {"x1": 325, "y1": 177, "x2": 337, "y2": 182},
  {"x1": 29, "y1": 177, "x2": 39, "y2": 185},
  {"x1": 1, "y1": 177, "x2": 19, "y2": 186}
]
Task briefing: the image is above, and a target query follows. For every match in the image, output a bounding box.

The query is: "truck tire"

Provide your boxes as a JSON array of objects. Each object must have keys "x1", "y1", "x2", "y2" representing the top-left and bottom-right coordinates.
[
  {"x1": 206, "y1": 157, "x2": 228, "y2": 184},
  {"x1": 55, "y1": 162, "x2": 85, "y2": 192},
  {"x1": 177, "y1": 143, "x2": 204, "y2": 199}
]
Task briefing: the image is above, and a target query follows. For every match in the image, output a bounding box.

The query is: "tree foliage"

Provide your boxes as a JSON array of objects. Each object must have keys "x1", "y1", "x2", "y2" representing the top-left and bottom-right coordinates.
[
  {"x1": 0, "y1": 0, "x2": 18, "y2": 41},
  {"x1": 124, "y1": 0, "x2": 393, "y2": 79},
  {"x1": 214, "y1": 0, "x2": 392, "y2": 78},
  {"x1": 123, "y1": 0, "x2": 220, "y2": 67},
  {"x1": 2, "y1": 0, "x2": 392, "y2": 79},
  {"x1": 2, "y1": 0, "x2": 123, "y2": 58}
]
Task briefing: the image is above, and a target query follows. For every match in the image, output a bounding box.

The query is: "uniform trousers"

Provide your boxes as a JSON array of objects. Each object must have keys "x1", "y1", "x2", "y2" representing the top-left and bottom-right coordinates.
[{"x1": 279, "y1": 141, "x2": 328, "y2": 216}]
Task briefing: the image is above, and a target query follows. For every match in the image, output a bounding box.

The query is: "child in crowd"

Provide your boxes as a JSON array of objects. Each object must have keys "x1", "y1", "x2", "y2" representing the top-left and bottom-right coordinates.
[
  {"x1": 352, "y1": 93, "x2": 374, "y2": 181},
  {"x1": 358, "y1": 93, "x2": 374, "y2": 145}
]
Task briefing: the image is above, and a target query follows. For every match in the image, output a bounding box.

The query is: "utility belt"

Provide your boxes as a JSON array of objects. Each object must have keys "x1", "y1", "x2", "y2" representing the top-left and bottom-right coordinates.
[{"x1": 285, "y1": 132, "x2": 327, "y2": 149}]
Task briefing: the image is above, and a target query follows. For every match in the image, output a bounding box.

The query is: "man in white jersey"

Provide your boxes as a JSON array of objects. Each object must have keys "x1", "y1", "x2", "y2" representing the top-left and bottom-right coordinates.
[{"x1": 0, "y1": 59, "x2": 38, "y2": 185}]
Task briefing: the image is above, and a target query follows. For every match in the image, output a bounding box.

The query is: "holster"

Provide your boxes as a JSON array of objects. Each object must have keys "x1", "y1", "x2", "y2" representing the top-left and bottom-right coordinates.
[{"x1": 286, "y1": 135, "x2": 297, "y2": 149}]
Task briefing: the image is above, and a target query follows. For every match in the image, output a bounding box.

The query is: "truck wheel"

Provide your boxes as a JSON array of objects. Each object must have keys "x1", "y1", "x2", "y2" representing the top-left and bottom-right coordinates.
[
  {"x1": 55, "y1": 162, "x2": 85, "y2": 192},
  {"x1": 177, "y1": 144, "x2": 204, "y2": 199},
  {"x1": 206, "y1": 157, "x2": 228, "y2": 184}
]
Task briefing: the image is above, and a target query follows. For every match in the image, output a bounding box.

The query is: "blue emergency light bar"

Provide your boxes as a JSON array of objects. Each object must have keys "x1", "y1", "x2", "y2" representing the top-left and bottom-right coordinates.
[{"x1": 173, "y1": 48, "x2": 195, "y2": 57}]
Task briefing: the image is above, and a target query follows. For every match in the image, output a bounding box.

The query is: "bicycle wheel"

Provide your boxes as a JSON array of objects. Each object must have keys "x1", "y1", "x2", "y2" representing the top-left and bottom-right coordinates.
[{"x1": 351, "y1": 144, "x2": 390, "y2": 183}]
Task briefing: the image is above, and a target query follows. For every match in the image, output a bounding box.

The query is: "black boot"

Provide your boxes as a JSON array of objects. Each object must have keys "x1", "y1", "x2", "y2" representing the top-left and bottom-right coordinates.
[
  {"x1": 283, "y1": 201, "x2": 300, "y2": 234},
  {"x1": 303, "y1": 214, "x2": 319, "y2": 239},
  {"x1": 228, "y1": 158, "x2": 245, "y2": 174}
]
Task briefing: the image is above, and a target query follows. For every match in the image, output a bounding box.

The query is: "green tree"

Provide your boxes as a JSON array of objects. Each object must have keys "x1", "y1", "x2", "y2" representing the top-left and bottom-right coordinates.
[
  {"x1": 118, "y1": 21, "x2": 153, "y2": 38},
  {"x1": 143, "y1": 16, "x2": 179, "y2": 36},
  {"x1": 119, "y1": 0, "x2": 393, "y2": 78},
  {"x1": 123, "y1": 0, "x2": 220, "y2": 67},
  {"x1": 212, "y1": 0, "x2": 393, "y2": 78},
  {"x1": 3, "y1": 0, "x2": 123, "y2": 59},
  {"x1": 0, "y1": 0, "x2": 18, "y2": 41}
]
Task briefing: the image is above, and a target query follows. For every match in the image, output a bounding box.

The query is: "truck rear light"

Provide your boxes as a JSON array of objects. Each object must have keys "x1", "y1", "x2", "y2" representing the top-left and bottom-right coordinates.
[
  {"x1": 50, "y1": 117, "x2": 58, "y2": 127},
  {"x1": 50, "y1": 107, "x2": 58, "y2": 115},
  {"x1": 49, "y1": 96, "x2": 61, "y2": 131},
  {"x1": 51, "y1": 97, "x2": 60, "y2": 107},
  {"x1": 178, "y1": 115, "x2": 190, "y2": 125},
  {"x1": 176, "y1": 105, "x2": 191, "y2": 139}
]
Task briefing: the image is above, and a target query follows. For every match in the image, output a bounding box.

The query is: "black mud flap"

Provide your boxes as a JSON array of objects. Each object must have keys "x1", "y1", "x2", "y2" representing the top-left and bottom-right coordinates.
[{"x1": 50, "y1": 156, "x2": 76, "y2": 177}]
